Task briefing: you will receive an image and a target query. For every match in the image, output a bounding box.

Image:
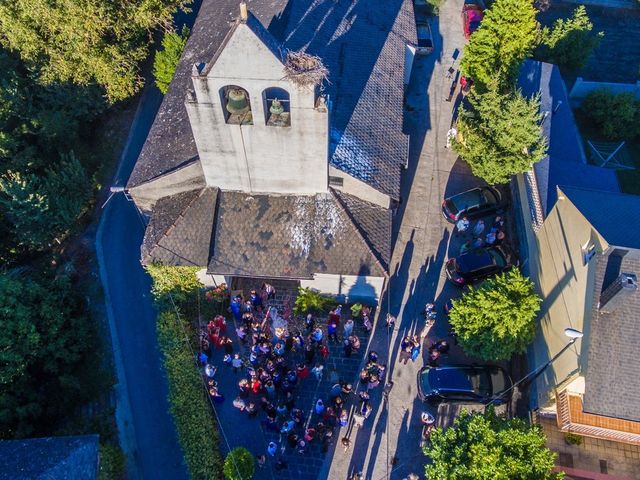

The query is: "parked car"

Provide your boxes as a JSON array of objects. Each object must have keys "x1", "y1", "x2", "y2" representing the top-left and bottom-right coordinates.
[
  {"x1": 417, "y1": 364, "x2": 512, "y2": 404},
  {"x1": 441, "y1": 186, "x2": 504, "y2": 223},
  {"x1": 416, "y1": 19, "x2": 434, "y2": 55},
  {"x1": 462, "y1": 3, "x2": 484, "y2": 39},
  {"x1": 445, "y1": 245, "x2": 512, "y2": 286}
]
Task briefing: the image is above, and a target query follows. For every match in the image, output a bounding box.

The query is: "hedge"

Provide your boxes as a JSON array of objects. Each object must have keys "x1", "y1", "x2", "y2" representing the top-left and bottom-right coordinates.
[{"x1": 157, "y1": 310, "x2": 223, "y2": 479}]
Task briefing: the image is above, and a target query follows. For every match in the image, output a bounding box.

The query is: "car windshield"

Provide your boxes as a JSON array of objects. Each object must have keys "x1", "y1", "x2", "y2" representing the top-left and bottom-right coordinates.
[
  {"x1": 450, "y1": 190, "x2": 483, "y2": 212},
  {"x1": 481, "y1": 188, "x2": 497, "y2": 205},
  {"x1": 428, "y1": 367, "x2": 491, "y2": 397},
  {"x1": 487, "y1": 248, "x2": 506, "y2": 268}
]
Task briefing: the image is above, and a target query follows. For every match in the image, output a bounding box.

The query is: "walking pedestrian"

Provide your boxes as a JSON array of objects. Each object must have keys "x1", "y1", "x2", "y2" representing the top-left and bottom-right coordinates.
[
  {"x1": 386, "y1": 313, "x2": 396, "y2": 329},
  {"x1": 312, "y1": 363, "x2": 324, "y2": 380},
  {"x1": 343, "y1": 318, "x2": 354, "y2": 337},
  {"x1": 304, "y1": 343, "x2": 315, "y2": 364},
  {"x1": 305, "y1": 313, "x2": 315, "y2": 333},
  {"x1": 411, "y1": 336, "x2": 421, "y2": 362},
  {"x1": 343, "y1": 338, "x2": 353, "y2": 357},
  {"x1": 473, "y1": 219, "x2": 485, "y2": 237},
  {"x1": 315, "y1": 399, "x2": 325, "y2": 415},
  {"x1": 267, "y1": 441, "x2": 278, "y2": 457},
  {"x1": 341, "y1": 437, "x2": 351, "y2": 452},
  {"x1": 319, "y1": 343, "x2": 330, "y2": 360},
  {"x1": 328, "y1": 322, "x2": 338, "y2": 343},
  {"x1": 456, "y1": 216, "x2": 469, "y2": 233}
]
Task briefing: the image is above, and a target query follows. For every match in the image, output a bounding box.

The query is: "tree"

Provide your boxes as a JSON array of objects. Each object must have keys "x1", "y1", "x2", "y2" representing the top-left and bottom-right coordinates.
[
  {"x1": 424, "y1": 408, "x2": 562, "y2": 480},
  {"x1": 223, "y1": 447, "x2": 255, "y2": 480},
  {"x1": 454, "y1": 88, "x2": 547, "y2": 184},
  {"x1": 0, "y1": 271, "x2": 93, "y2": 438},
  {"x1": 0, "y1": 0, "x2": 190, "y2": 102},
  {"x1": 537, "y1": 6, "x2": 602, "y2": 72},
  {"x1": 448, "y1": 268, "x2": 541, "y2": 361},
  {"x1": 460, "y1": 0, "x2": 538, "y2": 92},
  {"x1": 154, "y1": 26, "x2": 190, "y2": 94},
  {"x1": 580, "y1": 89, "x2": 640, "y2": 141},
  {"x1": 0, "y1": 153, "x2": 92, "y2": 250}
]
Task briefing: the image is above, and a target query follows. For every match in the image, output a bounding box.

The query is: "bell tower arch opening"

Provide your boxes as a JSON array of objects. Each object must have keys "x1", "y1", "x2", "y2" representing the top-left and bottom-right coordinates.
[
  {"x1": 262, "y1": 87, "x2": 291, "y2": 127},
  {"x1": 219, "y1": 85, "x2": 253, "y2": 125}
]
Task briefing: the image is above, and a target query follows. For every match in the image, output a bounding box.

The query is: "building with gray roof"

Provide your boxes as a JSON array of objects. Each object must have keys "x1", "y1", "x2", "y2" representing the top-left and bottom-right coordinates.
[{"x1": 127, "y1": 0, "x2": 417, "y2": 302}]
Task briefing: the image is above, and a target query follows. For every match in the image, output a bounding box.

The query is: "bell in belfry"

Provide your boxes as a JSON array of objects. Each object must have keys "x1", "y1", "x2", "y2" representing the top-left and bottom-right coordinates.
[
  {"x1": 226, "y1": 88, "x2": 250, "y2": 115},
  {"x1": 269, "y1": 98, "x2": 284, "y2": 116}
]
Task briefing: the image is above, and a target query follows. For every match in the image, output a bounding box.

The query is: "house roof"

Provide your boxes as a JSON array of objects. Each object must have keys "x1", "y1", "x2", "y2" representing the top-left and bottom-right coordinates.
[
  {"x1": 141, "y1": 187, "x2": 218, "y2": 266},
  {"x1": 128, "y1": 0, "x2": 416, "y2": 199},
  {"x1": 583, "y1": 252, "x2": 640, "y2": 422},
  {"x1": 207, "y1": 190, "x2": 388, "y2": 278},
  {"x1": 0, "y1": 435, "x2": 99, "y2": 480},
  {"x1": 517, "y1": 60, "x2": 620, "y2": 215},
  {"x1": 560, "y1": 185, "x2": 640, "y2": 250}
]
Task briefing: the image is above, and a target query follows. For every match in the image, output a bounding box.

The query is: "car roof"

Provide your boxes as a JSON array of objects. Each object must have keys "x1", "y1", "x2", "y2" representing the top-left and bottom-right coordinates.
[
  {"x1": 457, "y1": 248, "x2": 496, "y2": 272},
  {"x1": 428, "y1": 366, "x2": 475, "y2": 391}
]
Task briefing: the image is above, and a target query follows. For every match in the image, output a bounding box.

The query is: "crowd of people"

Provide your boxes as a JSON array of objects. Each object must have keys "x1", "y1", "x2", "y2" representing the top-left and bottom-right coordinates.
[
  {"x1": 455, "y1": 215, "x2": 507, "y2": 252},
  {"x1": 197, "y1": 282, "x2": 381, "y2": 468}
]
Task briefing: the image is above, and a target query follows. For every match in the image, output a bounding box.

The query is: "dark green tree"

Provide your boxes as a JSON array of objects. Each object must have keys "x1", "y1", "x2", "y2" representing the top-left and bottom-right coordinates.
[
  {"x1": 223, "y1": 447, "x2": 255, "y2": 480},
  {"x1": 537, "y1": 6, "x2": 602, "y2": 72},
  {"x1": 580, "y1": 89, "x2": 640, "y2": 141},
  {"x1": 448, "y1": 269, "x2": 541, "y2": 361},
  {"x1": 454, "y1": 88, "x2": 547, "y2": 184},
  {"x1": 0, "y1": 271, "x2": 93, "y2": 438},
  {"x1": 0, "y1": 0, "x2": 190, "y2": 102},
  {"x1": 424, "y1": 408, "x2": 561, "y2": 480},
  {"x1": 460, "y1": 0, "x2": 538, "y2": 92},
  {"x1": 0, "y1": 153, "x2": 92, "y2": 250},
  {"x1": 153, "y1": 26, "x2": 190, "y2": 94}
]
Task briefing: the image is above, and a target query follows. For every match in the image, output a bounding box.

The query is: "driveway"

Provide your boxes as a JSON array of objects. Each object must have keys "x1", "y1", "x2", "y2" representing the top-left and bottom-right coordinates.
[{"x1": 323, "y1": 0, "x2": 491, "y2": 477}]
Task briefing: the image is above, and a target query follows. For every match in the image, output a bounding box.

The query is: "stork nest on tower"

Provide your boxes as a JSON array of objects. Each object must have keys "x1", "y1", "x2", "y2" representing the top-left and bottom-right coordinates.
[{"x1": 283, "y1": 51, "x2": 329, "y2": 88}]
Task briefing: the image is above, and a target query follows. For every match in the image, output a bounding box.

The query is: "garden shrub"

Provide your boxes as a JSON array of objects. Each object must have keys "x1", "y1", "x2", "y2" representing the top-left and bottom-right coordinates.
[
  {"x1": 223, "y1": 447, "x2": 255, "y2": 480},
  {"x1": 157, "y1": 310, "x2": 223, "y2": 480},
  {"x1": 293, "y1": 287, "x2": 336, "y2": 315},
  {"x1": 580, "y1": 89, "x2": 640, "y2": 141}
]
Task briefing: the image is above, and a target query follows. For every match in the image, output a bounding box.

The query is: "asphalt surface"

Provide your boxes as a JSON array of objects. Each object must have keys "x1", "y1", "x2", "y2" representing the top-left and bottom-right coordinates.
[
  {"x1": 324, "y1": 0, "x2": 491, "y2": 477},
  {"x1": 96, "y1": 5, "x2": 202, "y2": 477}
]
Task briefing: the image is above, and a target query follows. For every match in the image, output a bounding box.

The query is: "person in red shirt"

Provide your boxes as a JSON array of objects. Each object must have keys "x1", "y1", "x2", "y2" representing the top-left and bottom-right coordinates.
[
  {"x1": 319, "y1": 343, "x2": 329, "y2": 360},
  {"x1": 297, "y1": 363, "x2": 310, "y2": 380}
]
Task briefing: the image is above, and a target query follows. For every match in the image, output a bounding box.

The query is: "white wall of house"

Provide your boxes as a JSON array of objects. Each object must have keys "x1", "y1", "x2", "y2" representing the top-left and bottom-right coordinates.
[
  {"x1": 187, "y1": 22, "x2": 329, "y2": 196},
  {"x1": 196, "y1": 269, "x2": 229, "y2": 288},
  {"x1": 300, "y1": 273, "x2": 386, "y2": 305},
  {"x1": 328, "y1": 166, "x2": 391, "y2": 208}
]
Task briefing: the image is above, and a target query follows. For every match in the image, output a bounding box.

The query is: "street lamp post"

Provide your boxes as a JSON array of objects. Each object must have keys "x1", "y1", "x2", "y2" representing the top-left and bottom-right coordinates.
[{"x1": 487, "y1": 327, "x2": 583, "y2": 405}]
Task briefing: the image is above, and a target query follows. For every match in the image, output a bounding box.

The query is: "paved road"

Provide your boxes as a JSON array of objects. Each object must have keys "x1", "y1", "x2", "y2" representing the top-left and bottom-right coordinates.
[
  {"x1": 96, "y1": 6, "x2": 202, "y2": 478},
  {"x1": 324, "y1": 0, "x2": 487, "y2": 477}
]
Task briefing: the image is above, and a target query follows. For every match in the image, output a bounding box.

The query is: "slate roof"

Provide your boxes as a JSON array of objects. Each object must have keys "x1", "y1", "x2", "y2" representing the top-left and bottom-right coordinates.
[
  {"x1": 128, "y1": 0, "x2": 416, "y2": 199},
  {"x1": 583, "y1": 252, "x2": 640, "y2": 422},
  {"x1": 207, "y1": 191, "x2": 387, "y2": 278},
  {"x1": 517, "y1": 60, "x2": 620, "y2": 215},
  {"x1": 0, "y1": 435, "x2": 99, "y2": 480},
  {"x1": 332, "y1": 189, "x2": 392, "y2": 269},
  {"x1": 142, "y1": 187, "x2": 218, "y2": 266},
  {"x1": 561, "y1": 186, "x2": 640, "y2": 250}
]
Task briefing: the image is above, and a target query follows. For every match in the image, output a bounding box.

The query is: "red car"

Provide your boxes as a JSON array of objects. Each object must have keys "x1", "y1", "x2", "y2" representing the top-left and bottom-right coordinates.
[{"x1": 462, "y1": 3, "x2": 484, "y2": 39}]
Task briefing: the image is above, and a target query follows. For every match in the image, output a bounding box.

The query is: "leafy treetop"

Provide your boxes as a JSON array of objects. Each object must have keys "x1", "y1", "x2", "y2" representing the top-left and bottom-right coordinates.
[
  {"x1": 153, "y1": 26, "x2": 190, "y2": 94},
  {"x1": 460, "y1": 0, "x2": 538, "y2": 92},
  {"x1": 424, "y1": 408, "x2": 562, "y2": 480},
  {"x1": 448, "y1": 268, "x2": 541, "y2": 361}
]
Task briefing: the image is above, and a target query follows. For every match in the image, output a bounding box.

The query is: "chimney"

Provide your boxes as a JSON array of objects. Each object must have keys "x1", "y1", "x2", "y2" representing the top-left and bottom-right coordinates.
[
  {"x1": 239, "y1": 2, "x2": 248, "y2": 21},
  {"x1": 599, "y1": 273, "x2": 637, "y2": 313}
]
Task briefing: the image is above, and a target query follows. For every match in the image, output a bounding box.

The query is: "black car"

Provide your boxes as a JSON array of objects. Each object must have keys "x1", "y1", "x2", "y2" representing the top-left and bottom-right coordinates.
[
  {"x1": 442, "y1": 186, "x2": 504, "y2": 222},
  {"x1": 445, "y1": 245, "x2": 512, "y2": 286},
  {"x1": 417, "y1": 364, "x2": 511, "y2": 404}
]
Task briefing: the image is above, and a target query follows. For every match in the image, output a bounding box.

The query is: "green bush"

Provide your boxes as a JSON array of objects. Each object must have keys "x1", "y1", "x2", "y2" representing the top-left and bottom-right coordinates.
[
  {"x1": 536, "y1": 6, "x2": 602, "y2": 73},
  {"x1": 580, "y1": 89, "x2": 640, "y2": 141},
  {"x1": 153, "y1": 26, "x2": 190, "y2": 94},
  {"x1": 157, "y1": 310, "x2": 223, "y2": 480},
  {"x1": 448, "y1": 268, "x2": 541, "y2": 361},
  {"x1": 98, "y1": 443, "x2": 126, "y2": 480},
  {"x1": 424, "y1": 408, "x2": 561, "y2": 479},
  {"x1": 564, "y1": 432, "x2": 583, "y2": 446},
  {"x1": 223, "y1": 447, "x2": 255, "y2": 480},
  {"x1": 146, "y1": 264, "x2": 201, "y2": 305},
  {"x1": 293, "y1": 287, "x2": 336, "y2": 315}
]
